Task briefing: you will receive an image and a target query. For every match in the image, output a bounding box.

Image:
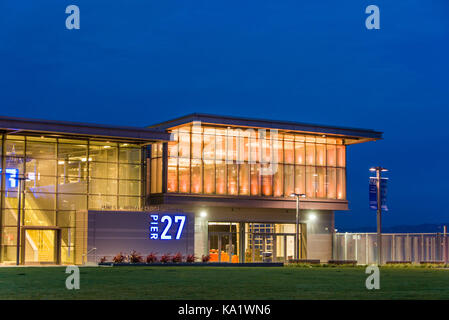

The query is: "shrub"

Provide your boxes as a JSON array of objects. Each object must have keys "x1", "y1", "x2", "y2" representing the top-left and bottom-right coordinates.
[
  {"x1": 285, "y1": 263, "x2": 314, "y2": 268},
  {"x1": 172, "y1": 252, "x2": 183, "y2": 263},
  {"x1": 186, "y1": 254, "x2": 196, "y2": 263},
  {"x1": 160, "y1": 253, "x2": 171, "y2": 263},
  {"x1": 146, "y1": 252, "x2": 158, "y2": 263},
  {"x1": 129, "y1": 250, "x2": 144, "y2": 263},
  {"x1": 202, "y1": 254, "x2": 211, "y2": 263},
  {"x1": 112, "y1": 252, "x2": 127, "y2": 263}
]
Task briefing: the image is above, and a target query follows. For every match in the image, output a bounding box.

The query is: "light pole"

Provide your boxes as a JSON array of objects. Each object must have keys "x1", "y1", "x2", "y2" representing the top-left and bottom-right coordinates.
[
  {"x1": 290, "y1": 193, "x2": 306, "y2": 261},
  {"x1": 369, "y1": 166, "x2": 388, "y2": 265},
  {"x1": 15, "y1": 175, "x2": 27, "y2": 266}
]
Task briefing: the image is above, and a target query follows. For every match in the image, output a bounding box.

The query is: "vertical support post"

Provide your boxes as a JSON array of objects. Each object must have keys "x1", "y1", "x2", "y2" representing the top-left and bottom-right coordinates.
[
  {"x1": 68, "y1": 228, "x2": 71, "y2": 258},
  {"x1": 218, "y1": 235, "x2": 221, "y2": 263},
  {"x1": 161, "y1": 143, "x2": 168, "y2": 193},
  {"x1": 366, "y1": 234, "x2": 369, "y2": 265},
  {"x1": 301, "y1": 223, "x2": 307, "y2": 259},
  {"x1": 295, "y1": 196, "x2": 299, "y2": 261},
  {"x1": 251, "y1": 226, "x2": 255, "y2": 262},
  {"x1": 239, "y1": 222, "x2": 245, "y2": 264},
  {"x1": 229, "y1": 233, "x2": 232, "y2": 263},
  {"x1": 0, "y1": 135, "x2": 6, "y2": 262},
  {"x1": 208, "y1": 235, "x2": 211, "y2": 259},
  {"x1": 16, "y1": 178, "x2": 23, "y2": 265},
  {"x1": 262, "y1": 235, "x2": 266, "y2": 262},
  {"x1": 284, "y1": 236, "x2": 287, "y2": 263},
  {"x1": 421, "y1": 234, "x2": 424, "y2": 262},
  {"x1": 332, "y1": 232, "x2": 337, "y2": 260},
  {"x1": 443, "y1": 226, "x2": 447, "y2": 264},
  {"x1": 405, "y1": 234, "x2": 410, "y2": 262},
  {"x1": 413, "y1": 237, "x2": 417, "y2": 263},
  {"x1": 376, "y1": 169, "x2": 382, "y2": 265},
  {"x1": 430, "y1": 237, "x2": 436, "y2": 261},
  {"x1": 392, "y1": 234, "x2": 395, "y2": 262},
  {"x1": 344, "y1": 233, "x2": 347, "y2": 260}
]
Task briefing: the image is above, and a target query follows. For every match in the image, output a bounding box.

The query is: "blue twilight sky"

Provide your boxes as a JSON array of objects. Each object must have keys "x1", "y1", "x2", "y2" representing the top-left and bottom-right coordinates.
[{"x1": 0, "y1": 1, "x2": 448, "y2": 229}]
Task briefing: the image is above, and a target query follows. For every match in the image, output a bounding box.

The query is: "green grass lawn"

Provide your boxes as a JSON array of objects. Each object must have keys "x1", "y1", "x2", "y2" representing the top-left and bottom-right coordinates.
[{"x1": 0, "y1": 266, "x2": 448, "y2": 300}]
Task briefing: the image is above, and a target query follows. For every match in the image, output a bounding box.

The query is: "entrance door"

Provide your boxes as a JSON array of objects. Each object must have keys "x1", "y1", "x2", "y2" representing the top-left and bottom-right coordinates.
[
  {"x1": 22, "y1": 228, "x2": 60, "y2": 264},
  {"x1": 247, "y1": 233, "x2": 276, "y2": 262},
  {"x1": 208, "y1": 232, "x2": 238, "y2": 263}
]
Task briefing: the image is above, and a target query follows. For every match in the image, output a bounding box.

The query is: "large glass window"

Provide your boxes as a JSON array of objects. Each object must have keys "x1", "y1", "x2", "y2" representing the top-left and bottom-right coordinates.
[
  {"x1": 203, "y1": 160, "x2": 215, "y2": 194},
  {"x1": 1, "y1": 135, "x2": 145, "y2": 263},
  {"x1": 150, "y1": 143, "x2": 163, "y2": 194},
  {"x1": 153, "y1": 124, "x2": 346, "y2": 200}
]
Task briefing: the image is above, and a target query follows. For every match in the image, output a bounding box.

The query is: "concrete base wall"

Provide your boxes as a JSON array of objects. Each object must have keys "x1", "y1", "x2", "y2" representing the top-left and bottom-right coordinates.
[
  {"x1": 87, "y1": 211, "x2": 195, "y2": 263},
  {"x1": 194, "y1": 217, "x2": 208, "y2": 259},
  {"x1": 307, "y1": 234, "x2": 333, "y2": 262},
  {"x1": 150, "y1": 205, "x2": 336, "y2": 262}
]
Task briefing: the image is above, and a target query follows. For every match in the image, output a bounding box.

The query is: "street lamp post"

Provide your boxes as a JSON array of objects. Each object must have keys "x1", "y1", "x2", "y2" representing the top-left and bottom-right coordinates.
[
  {"x1": 370, "y1": 166, "x2": 388, "y2": 265},
  {"x1": 15, "y1": 175, "x2": 27, "y2": 266},
  {"x1": 290, "y1": 193, "x2": 306, "y2": 261}
]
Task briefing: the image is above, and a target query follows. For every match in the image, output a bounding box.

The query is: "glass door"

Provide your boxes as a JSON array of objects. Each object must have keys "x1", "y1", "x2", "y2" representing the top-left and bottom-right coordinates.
[
  {"x1": 208, "y1": 223, "x2": 239, "y2": 263},
  {"x1": 208, "y1": 232, "x2": 239, "y2": 263},
  {"x1": 23, "y1": 229, "x2": 58, "y2": 264}
]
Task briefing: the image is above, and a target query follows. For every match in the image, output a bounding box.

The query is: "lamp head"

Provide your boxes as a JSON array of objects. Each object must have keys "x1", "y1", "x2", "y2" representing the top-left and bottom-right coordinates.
[{"x1": 290, "y1": 193, "x2": 306, "y2": 198}]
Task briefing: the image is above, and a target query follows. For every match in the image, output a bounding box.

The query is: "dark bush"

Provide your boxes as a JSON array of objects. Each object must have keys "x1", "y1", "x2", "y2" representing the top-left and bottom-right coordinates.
[
  {"x1": 160, "y1": 253, "x2": 171, "y2": 263},
  {"x1": 129, "y1": 250, "x2": 144, "y2": 263},
  {"x1": 146, "y1": 252, "x2": 158, "y2": 263},
  {"x1": 112, "y1": 252, "x2": 127, "y2": 263},
  {"x1": 172, "y1": 252, "x2": 183, "y2": 263}
]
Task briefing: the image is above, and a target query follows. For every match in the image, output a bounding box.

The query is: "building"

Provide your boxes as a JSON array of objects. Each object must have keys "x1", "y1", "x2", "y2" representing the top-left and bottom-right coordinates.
[{"x1": 0, "y1": 114, "x2": 382, "y2": 265}]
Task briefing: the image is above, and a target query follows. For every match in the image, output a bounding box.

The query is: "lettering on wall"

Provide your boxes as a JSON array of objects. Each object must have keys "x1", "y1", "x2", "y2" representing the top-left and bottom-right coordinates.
[{"x1": 149, "y1": 214, "x2": 187, "y2": 240}]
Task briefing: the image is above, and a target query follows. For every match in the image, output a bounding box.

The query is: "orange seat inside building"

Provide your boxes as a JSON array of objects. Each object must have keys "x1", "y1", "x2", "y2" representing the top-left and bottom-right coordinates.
[{"x1": 209, "y1": 249, "x2": 239, "y2": 263}]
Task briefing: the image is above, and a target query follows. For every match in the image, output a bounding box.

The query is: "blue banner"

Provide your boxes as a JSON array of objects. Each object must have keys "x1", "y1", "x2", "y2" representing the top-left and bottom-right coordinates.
[{"x1": 369, "y1": 177, "x2": 388, "y2": 211}]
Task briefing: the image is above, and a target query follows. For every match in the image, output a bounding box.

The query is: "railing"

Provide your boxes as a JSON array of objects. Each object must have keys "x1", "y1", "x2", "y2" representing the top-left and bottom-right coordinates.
[
  {"x1": 333, "y1": 232, "x2": 448, "y2": 264},
  {"x1": 82, "y1": 247, "x2": 97, "y2": 264}
]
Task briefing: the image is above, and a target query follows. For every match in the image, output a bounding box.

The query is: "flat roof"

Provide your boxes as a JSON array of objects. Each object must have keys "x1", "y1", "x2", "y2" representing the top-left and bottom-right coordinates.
[
  {"x1": 0, "y1": 116, "x2": 170, "y2": 143},
  {"x1": 148, "y1": 113, "x2": 383, "y2": 142}
]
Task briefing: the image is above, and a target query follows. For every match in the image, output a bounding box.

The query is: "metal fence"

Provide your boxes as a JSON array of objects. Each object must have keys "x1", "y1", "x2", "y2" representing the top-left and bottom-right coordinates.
[{"x1": 333, "y1": 233, "x2": 449, "y2": 264}]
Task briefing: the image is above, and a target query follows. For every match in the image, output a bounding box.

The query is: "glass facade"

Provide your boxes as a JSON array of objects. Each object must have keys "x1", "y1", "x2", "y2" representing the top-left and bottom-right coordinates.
[
  {"x1": 0, "y1": 134, "x2": 144, "y2": 264},
  {"x1": 208, "y1": 222, "x2": 305, "y2": 263},
  {"x1": 151, "y1": 123, "x2": 346, "y2": 200}
]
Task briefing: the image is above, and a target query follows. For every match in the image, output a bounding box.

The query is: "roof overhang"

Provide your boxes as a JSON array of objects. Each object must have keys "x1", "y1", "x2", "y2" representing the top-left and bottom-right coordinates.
[
  {"x1": 148, "y1": 113, "x2": 383, "y2": 144},
  {"x1": 148, "y1": 193, "x2": 349, "y2": 211},
  {"x1": 0, "y1": 116, "x2": 171, "y2": 144}
]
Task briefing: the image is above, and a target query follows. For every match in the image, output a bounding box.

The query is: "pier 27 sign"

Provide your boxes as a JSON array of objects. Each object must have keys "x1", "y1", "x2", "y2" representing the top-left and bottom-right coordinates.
[
  {"x1": 148, "y1": 212, "x2": 195, "y2": 255},
  {"x1": 149, "y1": 214, "x2": 187, "y2": 240},
  {"x1": 87, "y1": 211, "x2": 195, "y2": 260}
]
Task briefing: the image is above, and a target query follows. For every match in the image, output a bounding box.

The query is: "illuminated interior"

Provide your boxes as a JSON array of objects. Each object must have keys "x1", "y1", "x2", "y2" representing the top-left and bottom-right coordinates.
[
  {"x1": 0, "y1": 135, "x2": 144, "y2": 264},
  {"x1": 208, "y1": 222, "x2": 306, "y2": 263},
  {"x1": 24, "y1": 229, "x2": 56, "y2": 264},
  {"x1": 150, "y1": 123, "x2": 346, "y2": 199}
]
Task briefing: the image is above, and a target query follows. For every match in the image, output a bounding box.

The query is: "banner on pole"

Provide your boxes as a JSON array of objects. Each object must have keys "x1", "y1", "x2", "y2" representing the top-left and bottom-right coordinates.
[{"x1": 369, "y1": 177, "x2": 388, "y2": 211}]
